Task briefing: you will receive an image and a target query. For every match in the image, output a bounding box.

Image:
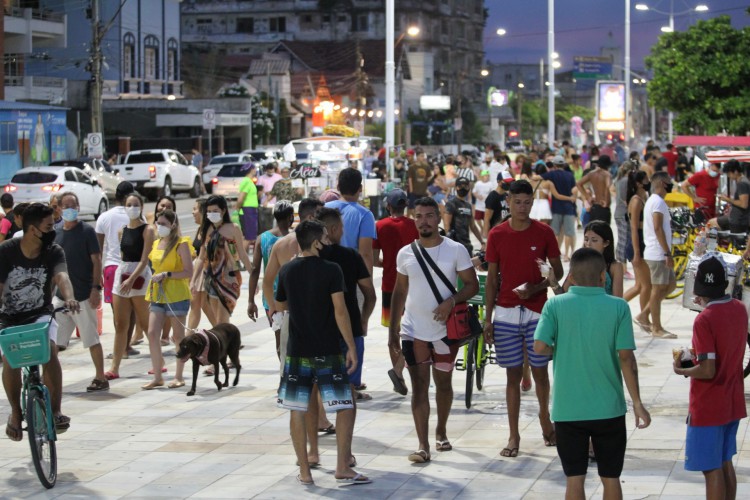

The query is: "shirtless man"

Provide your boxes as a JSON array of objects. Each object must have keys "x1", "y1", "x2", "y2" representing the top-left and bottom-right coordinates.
[
  {"x1": 577, "y1": 154, "x2": 613, "y2": 225},
  {"x1": 261, "y1": 198, "x2": 338, "y2": 458}
]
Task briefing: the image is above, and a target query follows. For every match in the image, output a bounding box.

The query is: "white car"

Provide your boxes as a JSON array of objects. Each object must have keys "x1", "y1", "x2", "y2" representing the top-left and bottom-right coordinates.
[
  {"x1": 211, "y1": 163, "x2": 252, "y2": 199},
  {"x1": 204, "y1": 154, "x2": 253, "y2": 191},
  {"x1": 5, "y1": 166, "x2": 109, "y2": 219},
  {"x1": 49, "y1": 158, "x2": 122, "y2": 199}
]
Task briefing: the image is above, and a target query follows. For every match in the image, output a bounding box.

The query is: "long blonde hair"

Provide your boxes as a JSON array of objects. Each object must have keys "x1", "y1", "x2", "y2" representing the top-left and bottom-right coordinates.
[{"x1": 156, "y1": 209, "x2": 181, "y2": 257}]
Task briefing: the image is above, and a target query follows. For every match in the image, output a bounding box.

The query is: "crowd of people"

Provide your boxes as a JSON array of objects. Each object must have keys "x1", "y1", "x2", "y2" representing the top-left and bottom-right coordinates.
[{"x1": 0, "y1": 140, "x2": 745, "y2": 497}]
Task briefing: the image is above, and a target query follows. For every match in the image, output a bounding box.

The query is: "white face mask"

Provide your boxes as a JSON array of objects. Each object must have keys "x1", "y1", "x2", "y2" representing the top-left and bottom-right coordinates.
[
  {"x1": 708, "y1": 169, "x2": 719, "y2": 178},
  {"x1": 207, "y1": 212, "x2": 222, "y2": 224},
  {"x1": 156, "y1": 224, "x2": 171, "y2": 238},
  {"x1": 125, "y1": 206, "x2": 141, "y2": 220}
]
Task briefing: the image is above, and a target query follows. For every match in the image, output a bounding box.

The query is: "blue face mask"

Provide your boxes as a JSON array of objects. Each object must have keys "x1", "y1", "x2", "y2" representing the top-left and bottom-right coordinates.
[{"x1": 61, "y1": 208, "x2": 78, "y2": 222}]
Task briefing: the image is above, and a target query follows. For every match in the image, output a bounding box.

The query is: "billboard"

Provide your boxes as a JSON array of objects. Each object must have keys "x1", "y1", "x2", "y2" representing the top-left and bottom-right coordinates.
[
  {"x1": 596, "y1": 81, "x2": 625, "y2": 131},
  {"x1": 420, "y1": 95, "x2": 451, "y2": 110},
  {"x1": 487, "y1": 87, "x2": 509, "y2": 107}
]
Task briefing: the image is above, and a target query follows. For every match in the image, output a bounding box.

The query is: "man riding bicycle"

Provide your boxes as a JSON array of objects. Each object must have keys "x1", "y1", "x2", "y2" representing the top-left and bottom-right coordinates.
[{"x1": 0, "y1": 203, "x2": 80, "y2": 441}]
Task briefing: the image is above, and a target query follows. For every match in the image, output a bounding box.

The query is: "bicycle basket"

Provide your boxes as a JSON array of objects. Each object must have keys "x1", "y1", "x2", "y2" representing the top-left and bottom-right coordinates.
[{"x1": 0, "y1": 322, "x2": 50, "y2": 368}]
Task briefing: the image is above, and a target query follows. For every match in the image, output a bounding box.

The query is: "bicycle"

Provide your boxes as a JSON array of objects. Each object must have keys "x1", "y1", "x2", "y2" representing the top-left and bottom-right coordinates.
[
  {"x1": 0, "y1": 308, "x2": 67, "y2": 489},
  {"x1": 455, "y1": 274, "x2": 493, "y2": 409}
]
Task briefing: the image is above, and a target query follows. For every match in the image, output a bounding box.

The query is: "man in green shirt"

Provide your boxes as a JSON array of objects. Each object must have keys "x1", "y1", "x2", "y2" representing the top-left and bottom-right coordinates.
[
  {"x1": 236, "y1": 163, "x2": 259, "y2": 252},
  {"x1": 534, "y1": 247, "x2": 651, "y2": 500}
]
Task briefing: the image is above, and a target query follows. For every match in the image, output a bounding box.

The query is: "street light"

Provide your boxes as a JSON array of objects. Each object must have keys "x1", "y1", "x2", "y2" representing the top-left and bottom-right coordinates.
[
  {"x1": 496, "y1": 28, "x2": 507, "y2": 36},
  {"x1": 547, "y1": 0, "x2": 556, "y2": 149},
  {"x1": 395, "y1": 25, "x2": 420, "y2": 147},
  {"x1": 635, "y1": 2, "x2": 709, "y2": 141},
  {"x1": 480, "y1": 69, "x2": 489, "y2": 77}
]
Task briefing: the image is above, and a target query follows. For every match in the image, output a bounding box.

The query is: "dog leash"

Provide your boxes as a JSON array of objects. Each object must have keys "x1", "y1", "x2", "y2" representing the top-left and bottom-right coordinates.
[{"x1": 152, "y1": 281, "x2": 199, "y2": 335}]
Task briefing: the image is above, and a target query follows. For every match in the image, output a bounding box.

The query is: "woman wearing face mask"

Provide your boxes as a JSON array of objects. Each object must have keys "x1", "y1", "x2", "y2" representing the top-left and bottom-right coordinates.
[
  {"x1": 106, "y1": 193, "x2": 154, "y2": 380},
  {"x1": 142, "y1": 210, "x2": 193, "y2": 389},
  {"x1": 623, "y1": 170, "x2": 652, "y2": 332},
  {"x1": 193, "y1": 195, "x2": 255, "y2": 326},
  {"x1": 188, "y1": 198, "x2": 215, "y2": 330}
]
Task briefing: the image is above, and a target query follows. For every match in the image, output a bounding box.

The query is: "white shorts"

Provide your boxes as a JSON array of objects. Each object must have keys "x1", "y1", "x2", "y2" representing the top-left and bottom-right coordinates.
[
  {"x1": 113, "y1": 261, "x2": 151, "y2": 298},
  {"x1": 53, "y1": 297, "x2": 100, "y2": 349}
]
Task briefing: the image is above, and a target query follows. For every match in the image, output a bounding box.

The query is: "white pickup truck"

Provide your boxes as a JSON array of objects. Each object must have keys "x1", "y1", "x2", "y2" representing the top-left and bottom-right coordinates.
[{"x1": 116, "y1": 149, "x2": 202, "y2": 201}]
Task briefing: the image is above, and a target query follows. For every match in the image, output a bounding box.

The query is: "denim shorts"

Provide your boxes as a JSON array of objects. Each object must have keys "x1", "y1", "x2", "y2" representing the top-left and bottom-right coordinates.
[{"x1": 149, "y1": 299, "x2": 190, "y2": 317}]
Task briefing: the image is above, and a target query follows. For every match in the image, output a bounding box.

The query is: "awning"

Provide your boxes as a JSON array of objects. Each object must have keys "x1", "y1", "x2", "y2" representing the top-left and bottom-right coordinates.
[
  {"x1": 705, "y1": 150, "x2": 750, "y2": 163},
  {"x1": 673, "y1": 135, "x2": 750, "y2": 147}
]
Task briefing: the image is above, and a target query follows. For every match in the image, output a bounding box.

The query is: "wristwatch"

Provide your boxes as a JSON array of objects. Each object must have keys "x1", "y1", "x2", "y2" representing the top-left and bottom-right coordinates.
[{"x1": 92, "y1": 284, "x2": 102, "y2": 291}]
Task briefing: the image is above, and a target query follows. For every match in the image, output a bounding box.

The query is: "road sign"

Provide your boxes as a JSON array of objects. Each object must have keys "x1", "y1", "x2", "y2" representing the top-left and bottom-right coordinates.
[
  {"x1": 87, "y1": 133, "x2": 103, "y2": 158},
  {"x1": 573, "y1": 56, "x2": 613, "y2": 80},
  {"x1": 202, "y1": 109, "x2": 216, "y2": 130}
]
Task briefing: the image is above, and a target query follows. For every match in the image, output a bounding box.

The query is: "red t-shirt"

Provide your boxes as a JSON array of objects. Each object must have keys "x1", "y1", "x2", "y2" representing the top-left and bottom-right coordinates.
[
  {"x1": 687, "y1": 170, "x2": 719, "y2": 218},
  {"x1": 689, "y1": 298, "x2": 748, "y2": 426},
  {"x1": 485, "y1": 219, "x2": 561, "y2": 313},
  {"x1": 373, "y1": 216, "x2": 418, "y2": 292},
  {"x1": 663, "y1": 150, "x2": 678, "y2": 177}
]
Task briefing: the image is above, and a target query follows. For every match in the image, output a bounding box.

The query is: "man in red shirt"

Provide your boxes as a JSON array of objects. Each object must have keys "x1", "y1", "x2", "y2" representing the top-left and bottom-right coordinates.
[
  {"x1": 483, "y1": 180, "x2": 563, "y2": 457},
  {"x1": 662, "y1": 143, "x2": 678, "y2": 178},
  {"x1": 673, "y1": 254, "x2": 747, "y2": 500},
  {"x1": 681, "y1": 161, "x2": 721, "y2": 219},
  {"x1": 374, "y1": 189, "x2": 418, "y2": 395}
]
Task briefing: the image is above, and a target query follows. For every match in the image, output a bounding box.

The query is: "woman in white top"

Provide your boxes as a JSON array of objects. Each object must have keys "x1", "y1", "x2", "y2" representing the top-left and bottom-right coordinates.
[{"x1": 522, "y1": 163, "x2": 553, "y2": 224}]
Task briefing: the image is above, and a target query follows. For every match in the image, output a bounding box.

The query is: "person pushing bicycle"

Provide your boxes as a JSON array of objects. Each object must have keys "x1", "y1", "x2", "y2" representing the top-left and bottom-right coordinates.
[{"x1": 0, "y1": 203, "x2": 80, "y2": 441}]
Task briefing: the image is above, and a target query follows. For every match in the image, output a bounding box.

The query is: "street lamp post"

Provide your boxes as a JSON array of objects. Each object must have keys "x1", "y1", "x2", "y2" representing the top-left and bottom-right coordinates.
[
  {"x1": 625, "y1": 0, "x2": 631, "y2": 148},
  {"x1": 385, "y1": 0, "x2": 395, "y2": 178},
  {"x1": 635, "y1": 1, "x2": 709, "y2": 142},
  {"x1": 547, "y1": 0, "x2": 555, "y2": 149}
]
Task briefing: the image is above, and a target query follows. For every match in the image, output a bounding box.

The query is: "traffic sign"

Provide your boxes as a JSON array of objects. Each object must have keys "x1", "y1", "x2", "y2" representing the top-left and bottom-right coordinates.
[
  {"x1": 202, "y1": 109, "x2": 216, "y2": 130},
  {"x1": 87, "y1": 133, "x2": 103, "y2": 158},
  {"x1": 573, "y1": 56, "x2": 613, "y2": 80}
]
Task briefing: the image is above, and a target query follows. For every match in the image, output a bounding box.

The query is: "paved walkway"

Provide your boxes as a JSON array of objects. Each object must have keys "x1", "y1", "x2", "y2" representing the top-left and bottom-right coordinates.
[{"x1": 0, "y1": 267, "x2": 748, "y2": 499}]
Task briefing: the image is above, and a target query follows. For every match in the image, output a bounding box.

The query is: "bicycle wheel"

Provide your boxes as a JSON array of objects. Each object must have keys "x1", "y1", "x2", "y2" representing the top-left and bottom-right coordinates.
[
  {"x1": 26, "y1": 388, "x2": 56, "y2": 489},
  {"x1": 476, "y1": 338, "x2": 486, "y2": 391},
  {"x1": 666, "y1": 287, "x2": 685, "y2": 299},
  {"x1": 464, "y1": 338, "x2": 476, "y2": 409},
  {"x1": 744, "y1": 333, "x2": 750, "y2": 378},
  {"x1": 674, "y1": 255, "x2": 688, "y2": 281}
]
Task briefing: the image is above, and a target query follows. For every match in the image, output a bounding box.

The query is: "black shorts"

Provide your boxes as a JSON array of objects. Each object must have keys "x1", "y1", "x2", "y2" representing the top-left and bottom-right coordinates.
[
  {"x1": 716, "y1": 216, "x2": 747, "y2": 234},
  {"x1": 555, "y1": 415, "x2": 626, "y2": 478}
]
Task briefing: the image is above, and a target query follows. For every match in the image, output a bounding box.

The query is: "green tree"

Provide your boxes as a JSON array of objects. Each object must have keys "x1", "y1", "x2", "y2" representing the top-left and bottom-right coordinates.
[{"x1": 645, "y1": 16, "x2": 750, "y2": 135}]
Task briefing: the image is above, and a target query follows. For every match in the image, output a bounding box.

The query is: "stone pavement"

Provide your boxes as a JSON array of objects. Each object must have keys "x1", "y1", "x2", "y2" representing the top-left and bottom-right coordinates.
[{"x1": 0, "y1": 266, "x2": 748, "y2": 499}]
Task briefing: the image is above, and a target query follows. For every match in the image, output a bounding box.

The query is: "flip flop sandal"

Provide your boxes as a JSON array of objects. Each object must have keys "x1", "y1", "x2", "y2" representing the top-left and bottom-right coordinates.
[
  {"x1": 355, "y1": 391, "x2": 372, "y2": 401},
  {"x1": 318, "y1": 424, "x2": 336, "y2": 434},
  {"x1": 148, "y1": 367, "x2": 168, "y2": 375},
  {"x1": 652, "y1": 330, "x2": 677, "y2": 339},
  {"x1": 54, "y1": 415, "x2": 71, "y2": 432},
  {"x1": 500, "y1": 447, "x2": 519, "y2": 458},
  {"x1": 388, "y1": 369, "x2": 408, "y2": 396},
  {"x1": 436, "y1": 440, "x2": 453, "y2": 451},
  {"x1": 336, "y1": 472, "x2": 372, "y2": 485},
  {"x1": 296, "y1": 474, "x2": 314, "y2": 486},
  {"x1": 104, "y1": 371, "x2": 119, "y2": 381},
  {"x1": 408, "y1": 450, "x2": 431, "y2": 463},
  {"x1": 295, "y1": 460, "x2": 320, "y2": 468},
  {"x1": 5, "y1": 417, "x2": 22, "y2": 442}
]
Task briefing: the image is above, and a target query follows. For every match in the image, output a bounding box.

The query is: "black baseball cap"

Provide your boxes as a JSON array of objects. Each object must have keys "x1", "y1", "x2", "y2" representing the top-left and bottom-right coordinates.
[{"x1": 694, "y1": 254, "x2": 728, "y2": 299}]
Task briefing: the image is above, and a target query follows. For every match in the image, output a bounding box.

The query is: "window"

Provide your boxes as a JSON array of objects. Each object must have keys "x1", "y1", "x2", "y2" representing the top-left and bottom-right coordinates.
[
  {"x1": 0, "y1": 122, "x2": 17, "y2": 154},
  {"x1": 322, "y1": 14, "x2": 331, "y2": 23},
  {"x1": 144, "y1": 35, "x2": 159, "y2": 80},
  {"x1": 302, "y1": 15, "x2": 312, "y2": 23},
  {"x1": 352, "y1": 14, "x2": 368, "y2": 32},
  {"x1": 167, "y1": 39, "x2": 178, "y2": 81},
  {"x1": 196, "y1": 18, "x2": 212, "y2": 35},
  {"x1": 270, "y1": 17, "x2": 286, "y2": 32},
  {"x1": 237, "y1": 17, "x2": 253, "y2": 33},
  {"x1": 337, "y1": 15, "x2": 346, "y2": 23},
  {"x1": 64, "y1": 170, "x2": 76, "y2": 182},
  {"x1": 123, "y1": 33, "x2": 135, "y2": 78}
]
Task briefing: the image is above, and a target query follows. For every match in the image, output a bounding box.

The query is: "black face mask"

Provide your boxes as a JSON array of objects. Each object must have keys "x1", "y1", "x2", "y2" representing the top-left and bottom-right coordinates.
[
  {"x1": 457, "y1": 188, "x2": 469, "y2": 197},
  {"x1": 36, "y1": 228, "x2": 56, "y2": 249},
  {"x1": 664, "y1": 182, "x2": 674, "y2": 193},
  {"x1": 642, "y1": 182, "x2": 651, "y2": 192}
]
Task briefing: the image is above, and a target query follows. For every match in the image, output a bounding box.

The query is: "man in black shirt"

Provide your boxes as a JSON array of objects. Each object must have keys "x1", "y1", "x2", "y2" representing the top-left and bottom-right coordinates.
[
  {"x1": 444, "y1": 177, "x2": 484, "y2": 256},
  {"x1": 275, "y1": 220, "x2": 371, "y2": 486},
  {"x1": 0, "y1": 203, "x2": 80, "y2": 441},
  {"x1": 482, "y1": 171, "x2": 513, "y2": 239}
]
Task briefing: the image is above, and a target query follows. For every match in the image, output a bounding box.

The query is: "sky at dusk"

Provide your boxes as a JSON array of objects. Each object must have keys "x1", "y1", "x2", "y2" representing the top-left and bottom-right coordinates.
[{"x1": 483, "y1": 0, "x2": 749, "y2": 71}]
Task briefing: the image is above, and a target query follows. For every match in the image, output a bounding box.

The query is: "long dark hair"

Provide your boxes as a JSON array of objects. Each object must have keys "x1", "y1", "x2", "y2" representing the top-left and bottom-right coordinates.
[
  {"x1": 626, "y1": 170, "x2": 648, "y2": 203},
  {"x1": 199, "y1": 195, "x2": 232, "y2": 243},
  {"x1": 584, "y1": 221, "x2": 615, "y2": 266}
]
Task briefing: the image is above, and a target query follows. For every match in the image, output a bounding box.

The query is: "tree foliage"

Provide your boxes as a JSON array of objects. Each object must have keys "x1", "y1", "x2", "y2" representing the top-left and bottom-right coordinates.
[{"x1": 645, "y1": 16, "x2": 750, "y2": 135}]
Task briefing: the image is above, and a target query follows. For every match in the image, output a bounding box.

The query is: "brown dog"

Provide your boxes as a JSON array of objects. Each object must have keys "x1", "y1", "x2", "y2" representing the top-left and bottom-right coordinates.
[{"x1": 176, "y1": 323, "x2": 241, "y2": 396}]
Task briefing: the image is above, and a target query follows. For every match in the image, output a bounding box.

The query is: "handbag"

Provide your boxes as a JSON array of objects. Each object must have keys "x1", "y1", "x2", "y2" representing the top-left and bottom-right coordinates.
[
  {"x1": 121, "y1": 273, "x2": 145, "y2": 290},
  {"x1": 410, "y1": 242, "x2": 482, "y2": 346}
]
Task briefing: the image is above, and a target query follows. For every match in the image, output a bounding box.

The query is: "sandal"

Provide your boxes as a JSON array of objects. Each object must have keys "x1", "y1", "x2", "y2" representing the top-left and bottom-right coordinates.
[
  {"x1": 354, "y1": 383, "x2": 367, "y2": 391},
  {"x1": 148, "y1": 367, "x2": 168, "y2": 375},
  {"x1": 543, "y1": 431, "x2": 556, "y2": 447},
  {"x1": 408, "y1": 449, "x2": 431, "y2": 463},
  {"x1": 5, "y1": 416, "x2": 22, "y2": 442},
  {"x1": 296, "y1": 474, "x2": 314, "y2": 486},
  {"x1": 318, "y1": 424, "x2": 336, "y2": 435},
  {"x1": 103, "y1": 371, "x2": 119, "y2": 381},
  {"x1": 355, "y1": 391, "x2": 372, "y2": 401},
  {"x1": 500, "y1": 447, "x2": 519, "y2": 458},
  {"x1": 436, "y1": 440, "x2": 452, "y2": 451},
  {"x1": 388, "y1": 369, "x2": 408, "y2": 396},
  {"x1": 652, "y1": 330, "x2": 677, "y2": 339},
  {"x1": 86, "y1": 378, "x2": 110, "y2": 393},
  {"x1": 54, "y1": 414, "x2": 71, "y2": 432},
  {"x1": 634, "y1": 318, "x2": 653, "y2": 333}
]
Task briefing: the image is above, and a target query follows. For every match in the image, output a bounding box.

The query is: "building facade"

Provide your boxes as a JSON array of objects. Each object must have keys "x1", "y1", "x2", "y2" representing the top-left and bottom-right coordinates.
[{"x1": 181, "y1": 0, "x2": 486, "y2": 109}]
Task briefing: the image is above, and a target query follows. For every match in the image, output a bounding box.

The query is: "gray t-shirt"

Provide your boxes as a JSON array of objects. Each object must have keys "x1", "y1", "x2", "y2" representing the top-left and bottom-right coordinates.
[
  {"x1": 614, "y1": 176, "x2": 629, "y2": 219},
  {"x1": 729, "y1": 177, "x2": 750, "y2": 228},
  {"x1": 54, "y1": 223, "x2": 100, "y2": 301}
]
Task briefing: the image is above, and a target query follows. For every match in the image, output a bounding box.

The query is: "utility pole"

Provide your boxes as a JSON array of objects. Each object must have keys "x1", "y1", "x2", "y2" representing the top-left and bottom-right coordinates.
[{"x1": 90, "y1": 0, "x2": 104, "y2": 135}]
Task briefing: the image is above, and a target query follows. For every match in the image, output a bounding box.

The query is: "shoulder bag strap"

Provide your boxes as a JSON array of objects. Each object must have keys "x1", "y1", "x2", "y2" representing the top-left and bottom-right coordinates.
[
  {"x1": 411, "y1": 242, "x2": 445, "y2": 305},
  {"x1": 416, "y1": 242, "x2": 458, "y2": 296}
]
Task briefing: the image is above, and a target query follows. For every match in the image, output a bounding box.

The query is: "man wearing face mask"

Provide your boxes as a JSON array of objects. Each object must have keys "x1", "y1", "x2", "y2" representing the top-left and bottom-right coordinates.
[
  {"x1": 643, "y1": 171, "x2": 677, "y2": 339},
  {"x1": 682, "y1": 161, "x2": 721, "y2": 220},
  {"x1": 53, "y1": 192, "x2": 108, "y2": 392},
  {"x1": 0, "y1": 203, "x2": 80, "y2": 441},
  {"x1": 443, "y1": 177, "x2": 484, "y2": 256}
]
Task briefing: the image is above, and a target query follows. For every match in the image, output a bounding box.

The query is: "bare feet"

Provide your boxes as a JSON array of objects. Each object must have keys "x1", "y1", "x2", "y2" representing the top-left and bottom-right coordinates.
[{"x1": 141, "y1": 379, "x2": 164, "y2": 390}]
